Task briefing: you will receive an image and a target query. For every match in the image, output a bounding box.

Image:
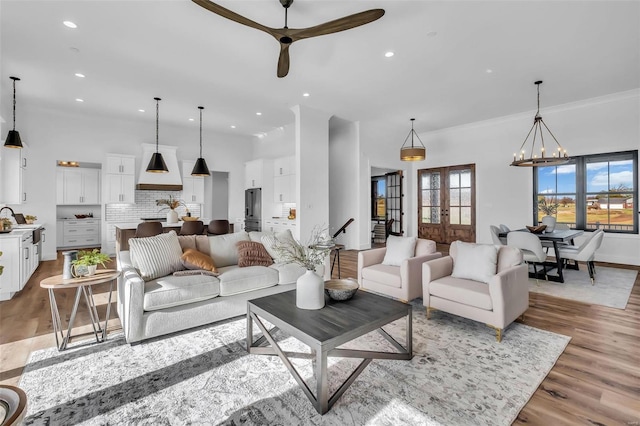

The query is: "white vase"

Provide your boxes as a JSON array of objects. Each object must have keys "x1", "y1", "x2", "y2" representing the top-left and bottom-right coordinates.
[
  {"x1": 167, "y1": 210, "x2": 179, "y2": 224},
  {"x1": 87, "y1": 265, "x2": 97, "y2": 276},
  {"x1": 541, "y1": 215, "x2": 556, "y2": 232},
  {"x1": 296, "y1": 270, "x2": 325, "y2": 310}
]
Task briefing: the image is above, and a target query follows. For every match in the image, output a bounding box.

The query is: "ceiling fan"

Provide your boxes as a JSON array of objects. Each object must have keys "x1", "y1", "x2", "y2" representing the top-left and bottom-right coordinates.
[{"x1": 192, "y1": 0, "x2": 385, "y2": 78}]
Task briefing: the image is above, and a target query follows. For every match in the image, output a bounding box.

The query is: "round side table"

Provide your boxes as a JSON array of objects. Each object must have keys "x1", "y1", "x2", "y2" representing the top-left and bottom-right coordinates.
[{"x1": 40, "y1": 269, "x2": 121, "y2": 351}]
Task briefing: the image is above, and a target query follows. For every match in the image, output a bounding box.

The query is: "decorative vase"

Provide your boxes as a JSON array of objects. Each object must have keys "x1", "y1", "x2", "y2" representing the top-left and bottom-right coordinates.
[
  {"x1": 541, "y1": 215, "x2": 556, "y2": 232},
  {"x1": 296, "y1": 270, "x2": 325, "y2": 310},
  {"x1": 167, "y1": 209, "x2": 179, "y2": 224}
]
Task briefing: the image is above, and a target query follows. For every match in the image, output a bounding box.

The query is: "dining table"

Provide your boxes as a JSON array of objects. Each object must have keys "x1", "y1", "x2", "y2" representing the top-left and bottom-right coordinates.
[{"x1": 499, "y1": 228, "x2": 584, "y2": 283}]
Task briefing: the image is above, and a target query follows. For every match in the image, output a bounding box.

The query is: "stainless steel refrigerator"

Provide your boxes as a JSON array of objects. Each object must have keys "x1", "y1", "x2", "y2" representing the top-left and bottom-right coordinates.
[{"x1": 244, "y1": 188, "x2": 262, "y2": 231}]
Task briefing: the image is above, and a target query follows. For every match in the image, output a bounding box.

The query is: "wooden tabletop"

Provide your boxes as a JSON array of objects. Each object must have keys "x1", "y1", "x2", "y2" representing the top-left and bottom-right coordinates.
[{"x1": 40, "y1": 269, "x2": 121, "y2": 289}]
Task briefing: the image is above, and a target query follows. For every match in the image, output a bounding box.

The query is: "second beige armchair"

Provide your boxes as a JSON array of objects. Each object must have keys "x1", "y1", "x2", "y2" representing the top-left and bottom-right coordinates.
[{"x1": 358, "y1": 237, "x2": 441, "y2": 302}]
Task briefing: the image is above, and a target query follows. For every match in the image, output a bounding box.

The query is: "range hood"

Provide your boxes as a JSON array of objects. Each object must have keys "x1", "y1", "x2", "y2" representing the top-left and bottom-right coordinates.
[{"x1": 137, "y1": 143, "x2": 183, "y2": 190}]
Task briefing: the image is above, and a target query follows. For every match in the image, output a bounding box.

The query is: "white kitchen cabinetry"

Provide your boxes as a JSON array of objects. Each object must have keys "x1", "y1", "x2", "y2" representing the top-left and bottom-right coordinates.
[
  {"x1": 272, "y1": 156, "x2": 296, "y2": 203},
  {"x1": 59, "y1": 219, "x2": 101, "y2": 248},
  {"x1": 0, "y1": 229, "x2": 39, "y2": 300},
  {"x1": 106, "y1": 155, "x2": 135, "y2": 175},
  {"x1": 245, "y1": 159, "x2": 264, "y2": 189},
  {"x1": 0, "y1": 147, "x2": 28, "y2": 204},
  {"x1": 181, "y1": 161, "x2": 205, "y2": 203},
  {"x1": 57, "y1": 168, "x2": 101, "y2": 205},
  {"x1": 263, "y1": 219, "x2": 297, "y2": 234},
  {"x1": 104, "y1": 154, "x2": 136, "y2": 204}
]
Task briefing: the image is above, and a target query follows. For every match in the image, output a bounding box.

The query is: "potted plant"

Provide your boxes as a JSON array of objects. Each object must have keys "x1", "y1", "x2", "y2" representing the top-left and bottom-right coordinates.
[
  {"x1": 25, "y1": 215, "x2": 37, "y2": 225},
  {"x1": 273, "y1": 226, "x2": 333, "y2": 310},
  {"x1": 156, "y1": 195, "x2": 184, "y2": 224},
  {"x1": 72, "y1": 249, "x2": 111, "y2": 277},
  {"x1": 0, "y1": 218, "x2": 12, "y2": 232},
  {"x1": 538, "y1": 197, "x2": 559, "y2": 232}
]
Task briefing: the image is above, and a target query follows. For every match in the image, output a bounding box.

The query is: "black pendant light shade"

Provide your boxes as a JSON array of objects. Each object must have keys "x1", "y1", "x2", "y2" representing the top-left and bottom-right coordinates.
[
  {"x1": 146, "y1": 97, "x2": 169, "y2": 173},
  {"x1": 191, "y1": 106, "x2": 211, "y2": 176},
  {"x1": 4, "y1": 76, "x2": 23, "y2": 149}
]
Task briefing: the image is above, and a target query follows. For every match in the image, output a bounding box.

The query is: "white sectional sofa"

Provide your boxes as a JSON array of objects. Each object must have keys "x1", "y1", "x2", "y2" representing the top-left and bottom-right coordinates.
[{"x1": 117, "y1": 230, "x2": 312, "y2": 344}]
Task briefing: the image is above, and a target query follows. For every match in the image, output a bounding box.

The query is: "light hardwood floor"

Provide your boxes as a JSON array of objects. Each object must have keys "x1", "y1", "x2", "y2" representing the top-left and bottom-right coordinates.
[{"x1": 1, "y1": 247, "x2": 639, "y2": 425}]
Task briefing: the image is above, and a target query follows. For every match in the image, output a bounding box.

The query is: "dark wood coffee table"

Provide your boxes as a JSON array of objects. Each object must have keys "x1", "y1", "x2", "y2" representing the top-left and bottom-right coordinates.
[{"x1": 246, "y1": 290, "x2": 412, "y2": 414}]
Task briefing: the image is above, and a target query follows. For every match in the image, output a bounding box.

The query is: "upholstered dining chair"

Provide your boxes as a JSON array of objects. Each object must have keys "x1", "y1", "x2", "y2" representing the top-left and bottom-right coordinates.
[
  {"x1": 558, "y1": 229, "x2": 604, "y2": 285},
  {"x1": 489, "y1": 225, "x2": 506, "y2": 245},
  {"x1": 499, "y1": 224, "x2": 511, "y2": 232},
  {"x1": 207, "y1": 219, "x2": 230, "y2": 235},
  {"x1": 179, "y1": 220, "x2": 204, "y2": 235},
  {"x1": 507, "y1": 231, "x2": 548, "y2": 283},
  {"x1": 134, "y1": 221, "x2": 163, "y2": 238}
]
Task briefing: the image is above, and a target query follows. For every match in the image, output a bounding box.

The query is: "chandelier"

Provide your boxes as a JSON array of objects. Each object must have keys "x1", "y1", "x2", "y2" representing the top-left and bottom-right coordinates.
[{"x1": 400, "y1": 118, "x2": 426, "y2": 162}]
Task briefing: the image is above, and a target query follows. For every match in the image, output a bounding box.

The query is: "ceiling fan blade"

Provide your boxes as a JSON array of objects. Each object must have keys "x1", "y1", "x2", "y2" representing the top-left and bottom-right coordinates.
[
  {"x1": 192, "y1": 0, "x2": 273, "y2": 35},
  {"x1": 292, "y1": 9, "x2": 385, "y2": 41},
  {"x1": 277, "y1": 44, "x2": 291, "y2": 78}
]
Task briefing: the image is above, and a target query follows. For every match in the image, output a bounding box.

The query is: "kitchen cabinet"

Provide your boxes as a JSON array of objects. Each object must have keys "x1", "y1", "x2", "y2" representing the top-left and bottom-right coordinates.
[
  {"x1": 182, "y1": 161, "x2": 205, "y2": 203},
  {"x1": 245, "y1": 159, "x2": 264, "y2": 189},
  {"x1": 273, "y1": 156, "x2": 294, "y2": 176},
  {"x1": 104, "y1": 154, "x2": 136, "y2": 204},
  {"x1": 58, "y1": 219, "x2": 101, "y2": 248},
  {"x1": 273, "y1": 174, "x2": 295, "y2": 203},
  {"x1": 0, "y1": 146, "x2": 27, "y2": 204},
  {"x1": 0, "y1": 228, "x2": 40, "y2": 300},
  {"x1": 57, "y1": 168, "x2": 101, "y2": 205},
  {"x1": 106, "y1": 155, "x2": 135, "y2": 175}
]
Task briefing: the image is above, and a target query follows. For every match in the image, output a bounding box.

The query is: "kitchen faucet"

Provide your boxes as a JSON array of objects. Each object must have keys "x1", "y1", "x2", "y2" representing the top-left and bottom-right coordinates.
[{"x1": 0, "y1": 206, "x2": 15, "y2": 219}]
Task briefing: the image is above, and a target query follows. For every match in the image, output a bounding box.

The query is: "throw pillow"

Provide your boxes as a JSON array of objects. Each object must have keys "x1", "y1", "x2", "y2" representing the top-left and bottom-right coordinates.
[
  {"x1": 236, "y1": 241, "x2": 274, "y2": 267},
  {"x1": 261, "y1": 229, "x2": 300, "y2": 263},
  {"x1": 181, "y1": 248, "x2": 218, "y2": 273},
  {"x1": 129, "y1": 230, "x2": 184, "y2": 281},
  {"x1": 382, "y1": 235, "x2": 417, "y2": 266},
  {"x1": 451, "y1": 241, "x2": 498, "y2": 284}
]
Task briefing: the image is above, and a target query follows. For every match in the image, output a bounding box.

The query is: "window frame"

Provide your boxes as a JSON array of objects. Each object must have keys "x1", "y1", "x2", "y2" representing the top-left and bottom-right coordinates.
[{"x1": 532, "y1": 150, "x2": 638, "y2": 234}]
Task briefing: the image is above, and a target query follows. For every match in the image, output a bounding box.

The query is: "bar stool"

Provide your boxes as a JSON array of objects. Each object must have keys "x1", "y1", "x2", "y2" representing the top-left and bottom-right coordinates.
[
  {"x1": 135, "y1": 221, "x2": 163, "y2": 238},
  {"x1": 180, "y1": 220, "x2": 204, "y2": 235},
  {"x1": 207, "y1": 220, "x2": 230, "y2": 235}
]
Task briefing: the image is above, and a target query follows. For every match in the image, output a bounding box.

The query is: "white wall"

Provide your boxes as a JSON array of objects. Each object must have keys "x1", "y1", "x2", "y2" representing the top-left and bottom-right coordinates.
[
  {"x1": 328, "y1": 117, "x2": 359, "y2": 250},
  {"x1": 400, "y1": 90, "x2": 639, "y2": 265},
  {"x1": 4, "y1": 105, "x2": 253, "y2": 260}
]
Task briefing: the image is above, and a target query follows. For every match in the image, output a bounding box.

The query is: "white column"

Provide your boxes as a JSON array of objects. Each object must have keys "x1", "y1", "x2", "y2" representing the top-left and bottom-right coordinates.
[{"x1": 291, "y1": 105, "x2": 331, "y2": 243}]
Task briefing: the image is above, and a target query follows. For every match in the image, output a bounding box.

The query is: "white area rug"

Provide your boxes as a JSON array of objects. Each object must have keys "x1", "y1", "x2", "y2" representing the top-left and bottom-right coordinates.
[
  {"x1": 20, "y1": 305, "x2": 570, "y2": 425},
  {"x1": 529, "y1": 266, "x2": 637, "y2": 309}
]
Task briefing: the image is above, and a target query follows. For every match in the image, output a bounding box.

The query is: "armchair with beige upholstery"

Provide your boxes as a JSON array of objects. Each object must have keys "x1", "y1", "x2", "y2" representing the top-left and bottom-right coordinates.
[
  {"x1": 422, "y1": 241, "x2": 529, "y2": 342},
  {"x1": 358, "y1": 237, "x2": 441, "y2": 302}
]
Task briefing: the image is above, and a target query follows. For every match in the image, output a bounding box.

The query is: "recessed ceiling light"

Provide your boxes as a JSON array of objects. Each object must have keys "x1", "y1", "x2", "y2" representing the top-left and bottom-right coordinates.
[
  {"x1": 303, "y1": 93, "x2": 310, "y2": 97},
  {"x1": 63, "y1": 21, "x2": 77, "y2": 29},
  {"x1": 384, "y1": 51, "x2": 394, "y2": 58},
  {"x1": 75, "y1": 98, "x2": 84, "y2": 102},
  {"x1": 230, "y1": 125, "x2": 236, "y2": 129},
  {"x1": 256, "y1": 112, "x2": 262, "y2": 116},
  {"x1": 486, "y1": 69, "x2": 493, "y2": 73},
  {"x1": 138, "y1": 109, "x2": 145, "y2": 112},
  {"x1": 69, "y1": 47, "x2": 80, "y2": 53},
  {"x1": 426, "y1": 31, "x2": 438, "y2": 37},
  {"x1": 188, "y1": 118, "x2": 195, "y2": 121},
  {"x1": 74, "y1": 73, "x2": 85, "y2": 78}
]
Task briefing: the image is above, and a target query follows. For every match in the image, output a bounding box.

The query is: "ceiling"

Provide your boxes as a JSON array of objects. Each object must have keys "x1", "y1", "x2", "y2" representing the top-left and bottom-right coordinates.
[{"x1": 1, "y1": 0, "x2": 639, "y2": 139}]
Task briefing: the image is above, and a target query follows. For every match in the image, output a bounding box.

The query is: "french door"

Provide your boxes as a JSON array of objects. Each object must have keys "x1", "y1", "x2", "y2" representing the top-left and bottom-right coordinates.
[
  {"x1": 385, "y1": 171, "x2": 403, "y2": 235},
  {"x1": 418, "y1": 164, "x2": 476, "y2": 244}
]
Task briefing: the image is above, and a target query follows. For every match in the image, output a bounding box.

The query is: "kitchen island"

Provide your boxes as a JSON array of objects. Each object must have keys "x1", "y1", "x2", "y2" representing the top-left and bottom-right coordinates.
[{"x1": 114, "y1": 222, "x2": 182, "y2": 252}]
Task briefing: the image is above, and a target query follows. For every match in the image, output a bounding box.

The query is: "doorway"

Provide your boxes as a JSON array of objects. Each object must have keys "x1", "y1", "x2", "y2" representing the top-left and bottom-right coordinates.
[{"x1": 418, "y1": 164, "x2": 476, "y2": 244}]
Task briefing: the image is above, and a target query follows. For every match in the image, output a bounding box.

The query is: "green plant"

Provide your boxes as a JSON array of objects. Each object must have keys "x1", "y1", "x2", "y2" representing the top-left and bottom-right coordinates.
[
  {"x1": 0, "y1": 251, "x2": 3, "y2": 276},
  {"x1": 25, "y1": 215, "x2": 37, "y2": 221},
  {"x1": 272, "y1": 225, "x2": 333, "y2": 272},
  {"x1": 0, "y1": 218, "x2": 12, "y2": 230},
  {"x1": 72, "y1": 249, "x2": 111, "y2": 268},
  {"x1": 538, "y1": 197, "x2": 559, "y2": 216}
]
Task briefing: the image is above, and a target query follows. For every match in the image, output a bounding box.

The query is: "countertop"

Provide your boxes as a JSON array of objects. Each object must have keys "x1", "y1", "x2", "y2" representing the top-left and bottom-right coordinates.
[
  {"x1": 0, "y1": 224, "x2": 44, "y2": 239},
  {"x1": 113, "y1": 220, "x2": 210, "y2": 230}
]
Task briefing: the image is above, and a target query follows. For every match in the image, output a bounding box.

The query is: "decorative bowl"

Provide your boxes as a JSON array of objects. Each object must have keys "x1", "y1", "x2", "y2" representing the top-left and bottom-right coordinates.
[
  {"x1": 526, "y1": 225, "x2": 547, "y2": 234},
  {"x1": 324, "y1": 279, "x2": 359, "y2": 301},
  {"x1": 181, "y1": 216, "x2": 200, "y2": 222},
  {"x1": 74, "y1": 214, "x2": 90, "y2": 219}
]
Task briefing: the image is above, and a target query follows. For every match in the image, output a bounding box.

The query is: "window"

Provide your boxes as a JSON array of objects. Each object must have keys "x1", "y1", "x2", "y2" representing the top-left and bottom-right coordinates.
[{"x1": 533, "y1": 150, "x2": 638, "y2": 233}]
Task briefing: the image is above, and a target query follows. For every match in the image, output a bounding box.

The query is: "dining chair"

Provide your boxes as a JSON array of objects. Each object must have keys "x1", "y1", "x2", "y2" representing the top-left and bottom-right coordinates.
[
  {"x1": 134, "y1": 221, "x2": 163, "y2": 238},
  {"x1": 507, "y1": 231, "x2": 548, "y2": 283},
  {"x1": 179, "y1": 220, "x2": 204, "y2": 235},
  {"x1": 558, "y1": 229, "x2": 604, "y2": 285},
  {"x1": 499, "y1": 224, "x2": 511, "y2": 232},
  {"x1": 489, "y1": 225, "x2": 505, "y2": 245}
]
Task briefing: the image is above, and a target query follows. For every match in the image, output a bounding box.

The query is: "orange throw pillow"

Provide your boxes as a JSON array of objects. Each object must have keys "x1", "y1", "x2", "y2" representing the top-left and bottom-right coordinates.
[
  {"x1": 181, "y1": 248, "x2": 217, "y2": 273},
  {"x1": 236, "y1": 241, "x2": 274, "y2": 267}
]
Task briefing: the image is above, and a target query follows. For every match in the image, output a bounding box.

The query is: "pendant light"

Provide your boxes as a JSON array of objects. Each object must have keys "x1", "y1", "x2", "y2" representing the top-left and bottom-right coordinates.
[
  {"x1": 4, "y1": 76, "x2": 23, "y2": 149},
  {"x1": 400, "y1": 118, "x2": 426, "y2": 161},
  {"x1": 146, "y1": 97, "x2": 168, "y2": 173},
  {"x1": 510, "y1": 81, "x2": 569, "y2": 167},
  {"x1": 191, "y1": 106, "x2": 210, "y2": 176}
]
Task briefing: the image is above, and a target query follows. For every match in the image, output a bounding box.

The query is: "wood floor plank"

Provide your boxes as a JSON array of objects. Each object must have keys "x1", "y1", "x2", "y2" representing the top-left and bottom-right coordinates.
[{"x1": 0, "y1": 246, "x2": 638, "y2": 425}]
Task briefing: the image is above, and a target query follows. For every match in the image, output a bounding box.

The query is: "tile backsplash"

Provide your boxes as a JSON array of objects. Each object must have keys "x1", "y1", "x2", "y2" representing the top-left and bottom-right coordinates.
[{"x1": 105, "y1": 190, "x2": 201, "y2": 223}]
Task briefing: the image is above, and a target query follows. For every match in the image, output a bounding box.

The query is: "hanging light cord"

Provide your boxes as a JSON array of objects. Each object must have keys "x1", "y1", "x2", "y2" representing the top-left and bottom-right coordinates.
[
  {"x1": 12, "y1": 78, "x2": 17, "y2": 131},
  {"x1": 402, "y1": 118, "x2": 425, "y2": 149},
  {"x1": 199, "y1": 106, "x2": 204, "y2": 157},
  {"x1": 155, "y1": 97, "x2": 160, "y2": 151}
]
